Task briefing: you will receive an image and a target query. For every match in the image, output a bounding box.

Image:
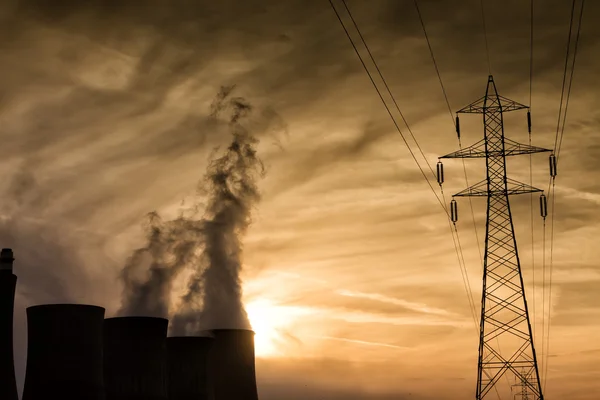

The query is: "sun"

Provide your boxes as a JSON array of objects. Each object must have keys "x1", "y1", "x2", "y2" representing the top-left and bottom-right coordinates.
[{"x1": 245, "y1": 299, "x2": 292, "y2": 357}]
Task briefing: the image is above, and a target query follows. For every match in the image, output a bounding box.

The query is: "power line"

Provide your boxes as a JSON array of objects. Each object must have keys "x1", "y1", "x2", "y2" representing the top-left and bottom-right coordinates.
[
  {"x1": 413, "y1": 0, "x2": 485, "y2": 295},
  {"x1": 543, "y1": 0, "x2": 585, "y2": 390},
  {"x1": 556, "y1": 0, "x2": 585, "y2": 161},
  {"x1": 542, "y1": 0, "x2": 577, "y2": 382},
  {"x1": 443, "y1": 191, "x2": 480, "y2": 333},
  {"x1": 529, "y1": 0, "x2": 534, "y2": 107},
  {"x1": 413, "y1": 0, "x2": 454, "y2": 129},
  {"x1": 327, "y1": 0, "x2": 480, "y2": 336},
  {"x1": 413, "y1": 0, "x2": 484, "y2": 268},
  {"x1": 411, "y1": 6, "x2": 510, "y2": 397},
  {"x1": 480, "y1": 0, "x2": 492, "y2": 74},
  {"x1": 551, "y1": 0, "x2": 577, "y2": 154},
  {"x1": 327, "y1": 0, "x2": 444, "y2": 212},
  {"x1": 528, "y1": 0, "x2": 537, "y2": 351},
  {"x1": 341, "y1": 0, "x2": 437, "y2": 181}
]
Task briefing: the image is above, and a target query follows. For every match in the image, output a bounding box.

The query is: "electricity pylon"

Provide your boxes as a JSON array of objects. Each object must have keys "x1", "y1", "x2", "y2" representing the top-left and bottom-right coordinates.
[
  {"x1": 512, "y1": 369, "x2": 533, "y2": 400},
  {"x1": 439, "y1": 75, "x2": 549, "y2": 400}
]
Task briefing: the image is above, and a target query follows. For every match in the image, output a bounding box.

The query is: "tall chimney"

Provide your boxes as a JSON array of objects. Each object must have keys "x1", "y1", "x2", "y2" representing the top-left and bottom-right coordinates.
[
  {"x1": 167, "y1": 336, "x2": 214, "y2": 400},
  {"x1": 22, "y1": 304, "x2": 106, "y2": 400},
  {"x1": 103, "y1": 317, "x2": 168, "y2": 400},
  {"x1": 0, "y1": 249, "x2": 17, "y2": 400},
  {"x1": 210, "y1": 329, "x2": 259, "y2": 400}
]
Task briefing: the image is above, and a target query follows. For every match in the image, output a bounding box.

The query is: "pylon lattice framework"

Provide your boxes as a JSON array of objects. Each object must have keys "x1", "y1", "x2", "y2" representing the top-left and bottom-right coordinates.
[{"x1": 440, "y1": 76, "x2": 549, "y2": 400}]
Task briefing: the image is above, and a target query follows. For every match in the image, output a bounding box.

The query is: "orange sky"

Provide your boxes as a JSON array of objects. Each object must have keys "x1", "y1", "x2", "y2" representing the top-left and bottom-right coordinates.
[{"x1": 0, "y1": 0, "x2": 598, "y2": 399}]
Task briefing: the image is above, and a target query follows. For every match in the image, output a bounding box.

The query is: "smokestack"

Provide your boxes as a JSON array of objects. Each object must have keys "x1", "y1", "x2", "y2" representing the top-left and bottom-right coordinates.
[
  {"x1": 210, "y1": 329, "x2": 258, "y2": 400},
  {"x1": 103, "y1": 317, "x2": 168, "y2": 400},
  {"x1": 0, "y1": 249, "x2": 17, "y2": 400},
  {"x1": 167, "y1": 336, "x2": 213, "y2": 400},
  {"x1": 22, "y1": 304, "x2": 106, "y2": 400}
]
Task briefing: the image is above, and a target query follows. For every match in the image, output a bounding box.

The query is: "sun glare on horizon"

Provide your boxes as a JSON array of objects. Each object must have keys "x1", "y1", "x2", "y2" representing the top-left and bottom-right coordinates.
[{"x1": 246, "y1": 298, "x2": 308, "y2": 357}]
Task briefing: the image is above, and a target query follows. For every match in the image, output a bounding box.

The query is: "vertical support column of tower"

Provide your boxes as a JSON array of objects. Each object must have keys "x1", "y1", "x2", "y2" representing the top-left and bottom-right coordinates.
[
  {"x1": 0, "y1": 248, "x2": 18, "y2": 400},
  {"x1": 439, "y1": 76, "x2": 550, "y2": 400}
]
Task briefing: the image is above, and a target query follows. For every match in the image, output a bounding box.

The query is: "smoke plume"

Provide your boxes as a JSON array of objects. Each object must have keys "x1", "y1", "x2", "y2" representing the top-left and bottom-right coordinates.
[
  {"x1": 117, "y1": 210, "x2": 204, "y2": 318},
  {"x1": 119, "y1": 86, "x2": 264, "y2": 334}
]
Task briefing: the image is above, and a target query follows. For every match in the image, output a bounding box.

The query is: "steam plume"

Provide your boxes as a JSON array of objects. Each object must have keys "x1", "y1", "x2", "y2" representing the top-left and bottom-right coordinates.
[
  {"x1": 119, "y1": 86, "x2": 264, "y2": 334},
  {"x1": 171, "y1": 91, "x2": 263, "y2": 334},
  {"x1": 117, "y1": 211, "x2": 204, "y2": 317}
]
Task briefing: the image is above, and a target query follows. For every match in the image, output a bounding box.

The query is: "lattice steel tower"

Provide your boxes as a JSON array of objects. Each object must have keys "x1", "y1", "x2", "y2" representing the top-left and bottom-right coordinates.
[{"x1": 438, "y1": 75, "x2": 550, "y2": 400}]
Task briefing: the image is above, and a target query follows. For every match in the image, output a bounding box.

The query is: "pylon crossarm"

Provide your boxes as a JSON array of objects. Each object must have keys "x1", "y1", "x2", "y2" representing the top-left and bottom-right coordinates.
[
  {"x1": 440, "y1": 139, "x2": 486, "y2": 158},
  {"x1": 505, "y1": 178, "x2": 544, "y2": 195},
  {"x1": 452, "y1": 179, "x2": 544, "y2": 197},
  {"x1": 457, "y1": 95, "x2": 529, "y2": 114},
  {"x1": 441, "y1": 138, "x2": 550, "y2": 160},
  {"x1": 453, "y1": 180, "x2": 487, "y2": 197},
  {"x1": 504, "y1": 138, "x2": 552, "y2": 156}
]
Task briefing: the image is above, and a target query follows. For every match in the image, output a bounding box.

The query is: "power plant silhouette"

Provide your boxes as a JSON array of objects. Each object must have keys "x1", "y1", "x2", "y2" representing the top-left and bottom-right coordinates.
[{"x1": 0, "y1": 249, "x2": 259, "y2": 400}]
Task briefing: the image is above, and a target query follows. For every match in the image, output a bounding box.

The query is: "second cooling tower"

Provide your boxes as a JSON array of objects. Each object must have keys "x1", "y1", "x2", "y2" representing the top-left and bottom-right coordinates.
[
  {"x1": 104, "y1": 317, "x2": 168, "y2": 400},
  {"x1": 210, "y1": 329, "x2": 258, "y2": 400},
  {"x1": 167, "y1": 336, "x2": 213, "y2": 400},
  {"x1": 22, "y1": 304, "x2": 106, "y2": 400}
]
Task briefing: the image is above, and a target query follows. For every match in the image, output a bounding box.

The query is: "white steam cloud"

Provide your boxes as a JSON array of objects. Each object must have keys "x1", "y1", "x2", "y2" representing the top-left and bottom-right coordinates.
[{"x1": 118, "y1": 85, "x2": 265, "y2": 334}]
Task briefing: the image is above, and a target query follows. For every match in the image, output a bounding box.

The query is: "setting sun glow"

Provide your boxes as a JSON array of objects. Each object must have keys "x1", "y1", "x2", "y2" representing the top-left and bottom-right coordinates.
[{"x1": 246, "y1": 299, "x2": 302, "y2": 357}]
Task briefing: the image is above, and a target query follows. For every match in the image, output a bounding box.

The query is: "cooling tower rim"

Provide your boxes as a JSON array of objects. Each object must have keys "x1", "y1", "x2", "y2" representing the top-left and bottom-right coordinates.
[
  {"x1": 167, "y1": 335, "x2": 215, "y2": 341},
  {"x1": 104, "y1": 316, "x2": 168, "y2": 322},
  {"x1": 27, "y1": 303, "x2": 105, "y2": 312}
]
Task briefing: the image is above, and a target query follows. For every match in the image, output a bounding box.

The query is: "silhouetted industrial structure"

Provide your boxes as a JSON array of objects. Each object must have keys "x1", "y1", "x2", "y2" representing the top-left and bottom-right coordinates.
[
  {"x1": 0, "y1": 249, "x2": 18, "y2": 400},
  {"x1": 167, "y1": 336, "x2": 214, "y2": 400},
  {"x1": 22, "y1": 304, "x2": 106, "y2": 400},
  {"x1": 0, "y1": 249, "x2": 260, "y2": 400},
  {"x1": 439, "y1": 75, "x2": 548, "y2": 400},
  {"x1": 104, "y1": 317, "x2": 169, "y2": 400},
  {"x1": 210, "y1": 329, "x2": 259, "y2": 400}
]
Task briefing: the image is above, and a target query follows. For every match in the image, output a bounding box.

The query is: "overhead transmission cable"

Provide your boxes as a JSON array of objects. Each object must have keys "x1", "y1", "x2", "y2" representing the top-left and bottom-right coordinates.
[
  {"x1": 339, "y1": 0, "x2": 437, "y2": 181},
  {"x1": 528, "y1": 0, "x2": 537, "y2": 351},
  {"x1": 415, "y1": 1, "x2": 527, "y2": 394},
  {"x1": 542, "y1": 0, "x2": 576, "y2": 388},
  {"x1": 543, "y1": 0, "x2": 585, "y2": 390},
  {"x1": 412, "y1": 0, "x2": 481, "y2": 330},
  {"x1": 480, "y1": 0, "x2": 492, "y2": 74},
  {"x1": 327, "y1": 0, "x2": 441, "y2": 206},
  {"x1": 414, "y1": 0, "x2": 484, "y2": 269},
  {"x1": 542, "y1": 0, "x2": 577, "y2": 379},
  {"x1": 327, "y1": 0, "x2": 480, "y2": 331},
  {"x1": 341, "y1": 0, "x2": 480, "y2": 327}
]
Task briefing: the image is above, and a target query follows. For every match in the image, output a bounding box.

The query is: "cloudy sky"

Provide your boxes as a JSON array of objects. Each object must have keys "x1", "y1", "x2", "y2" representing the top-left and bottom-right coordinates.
[{"x1": 1, "y1": 0, "x2": 598, "y2": 399}]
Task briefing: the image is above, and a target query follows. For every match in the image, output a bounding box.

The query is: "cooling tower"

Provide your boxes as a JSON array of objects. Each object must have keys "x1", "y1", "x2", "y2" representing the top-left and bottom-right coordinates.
[
  {"x1": 22, "y1": 304, "x2": 106, "y2": 400},
  {"x1": 0, "y1": 249, "x2": 17, "y2": 400},
  {"x1": 167, "y1": 336, "x2": 214, "y2": 400},
  {"x1": 210, "y1": 329, "x2": 258, "y2": 400},
  {"x1": 104, "y1": 317, "x2": 168, "y2": 400}
]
